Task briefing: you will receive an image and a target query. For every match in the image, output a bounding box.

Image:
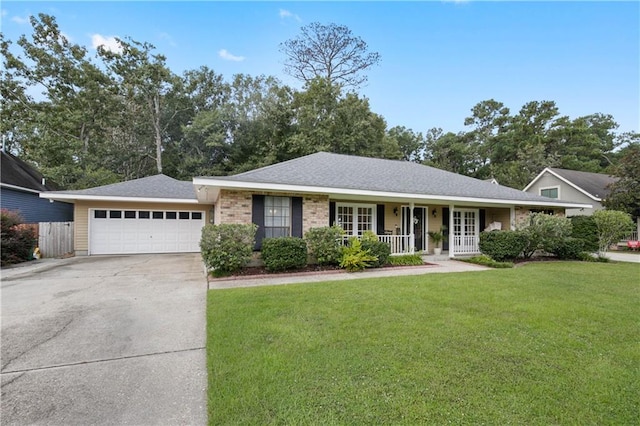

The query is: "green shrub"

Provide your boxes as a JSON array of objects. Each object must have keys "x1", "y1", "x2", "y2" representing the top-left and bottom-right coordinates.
[
  {"x1": 200, "y1": 224, "x2": 257, "y2": 275},
  {"x1": 548, "y1": 237, "x2": 585, "y2": 260},
  {"x1": 569, "y1": 216, "x2": 599, "y2": 252},
  {"x1": 462, "y1": 254, "x2": 513, "y2": 268},
  {"x1": 516, "y1": 212, "x2": 573, "y2": 258},
  {"x1": 1, "y1": 209, "x2": 36, "y2": 267},
  {"x1": 592, "y1": 210, "x2": 635, "y2": 257},
  {"x1": 388, "y1": 254, "x2": 424, "y2": 266},
  {"x1": 479, "y1": 230, "x2": 529, "y2": 262},
  {"x1": 261, "y1": 237, "x2": 308, "y2": 272},
  {"x1": 361, "y1": 242, "x2": 391, "y2": 268},
  {"x1": 304, "y1": 226, "x2": 344, "y2": 265},
  {"x1": 340, "y1": 238, "x2": 377, "y2": 272}
]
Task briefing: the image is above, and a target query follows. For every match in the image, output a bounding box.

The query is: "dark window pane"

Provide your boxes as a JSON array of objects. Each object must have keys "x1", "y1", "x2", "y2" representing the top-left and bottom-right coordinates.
[
  {"x1": 109, "y1": 211, "x2": 122, "y2": 219},
  {"x1": 124, "y1": 211, "x2": 136, "y2": 219},
  {"x1": 153, "y1": 211, "x2": 164, "y2": 219},
  {"x1": 166, "y1": 212, "x2": 177, "y2": 219},
  {"x1": 139, "y1": 211, "x2": 150, "y2": 219},
  {"x1": 179, "y1": 212, "x2": 190, "y2": 220},
  {"x1": 94, "y1": 210, "x2": 107, "y2": 219},
  {"x1": 192, "y1": 212, "x2": 202, "y2": 220}
]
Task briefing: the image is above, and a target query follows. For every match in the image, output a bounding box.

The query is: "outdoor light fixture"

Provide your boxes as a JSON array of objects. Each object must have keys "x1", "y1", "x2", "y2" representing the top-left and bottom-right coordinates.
[
  {"x1": 432, "y1": 209, "x2": 437, "y2": 218},
  {"x1": 393, "y1": 207, "x2": 398, "y2": 216}
]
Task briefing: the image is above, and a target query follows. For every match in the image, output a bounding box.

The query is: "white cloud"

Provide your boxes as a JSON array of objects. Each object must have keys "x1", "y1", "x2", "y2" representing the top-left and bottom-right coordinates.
[
  {"x1": 218, "y1": 49, "x2": 245, "y2": 62},
  {"x1": 11, "y1": 15, "x2": 29, "y2": 25},
  {"x1": 91, "y1": 34, "x2": 122, "y2": 54},
  {"x1": 158, "y1": 32, "x2": 177, "y2": 47},
  {"x1": 279, "y1": 9, "x2": 301, "y2": 22}
]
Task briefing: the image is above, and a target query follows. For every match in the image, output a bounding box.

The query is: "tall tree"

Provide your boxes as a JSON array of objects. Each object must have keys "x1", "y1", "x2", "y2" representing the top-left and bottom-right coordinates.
[
  {"x1": 385, "y1": 126, "x2": 425, "y2": 162},
  {"x1": 603, "y1": 141, "x2": 640, "y2": 222},
  {"x1": 280, "y1": 22, "x2": 381, "y2": 89}
]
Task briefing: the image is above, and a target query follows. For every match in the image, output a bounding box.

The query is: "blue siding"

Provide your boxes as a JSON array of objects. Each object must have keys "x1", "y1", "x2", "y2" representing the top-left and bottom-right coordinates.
[{"x1": 1, "y1": 188, "x2": 73, "y2": 223}]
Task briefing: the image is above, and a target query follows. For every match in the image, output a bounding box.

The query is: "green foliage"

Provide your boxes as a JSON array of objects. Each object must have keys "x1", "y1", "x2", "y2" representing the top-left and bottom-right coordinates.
[
  {"x1": 339, "y1": 238, "x2": 377, "y2": 272},
  {"x1": 304, "y1": 226, "x2": 344, "y2": 265},
  {"x1": 388, "y1": 254, "x2": 424, "y2": 266},
  {"x1": 604, "y1": 142, "x2": 640, "y2": 220},
  {"x1": 1, "y1": 209, "x2": 37, "y2": 266},
  {"x1": 479, "y1": 230, "x2": 529, "y2": 262},
  {"x1": 462, "y1": 254, "x2": 513, "y2": 268},
  {"x1": 200, "y1": 224, "x2": 257, "y2": 275},
  {"x1": 592, "y1": 210, "x2": 635, "y2": 256},
  {"x1": 261, "y1": 237, "x2": 308, "y2": 272},
  {"x1": 361, "y1": 240, "x2": 391, "y2": 268},
  {"x1": 427, "y1": 226, "x2": 448, "y2": 248},
  {"x1": 569, "y1": 215, "x2": 599, "y2": 252},
  {"x1": 516, "y1": 212, "x2": 573, "y2": 258},
  {"x1": 547, "y1": 237, "x2": 585, "y2": 260}
]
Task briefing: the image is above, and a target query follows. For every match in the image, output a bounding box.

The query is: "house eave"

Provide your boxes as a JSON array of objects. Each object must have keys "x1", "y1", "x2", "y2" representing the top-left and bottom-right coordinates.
[
  {"x1": 524, "y1": 168, "x2": 602, "y2": 202},
  {"x1": 39, "y1": 193, "x2": 199, "y2": 204},
  {"x1": 192, "y1": 178, "x2": 592, "y2": 209},
  {"x1": 1, "y1": 182, "x2": 41, "y2": 194}
]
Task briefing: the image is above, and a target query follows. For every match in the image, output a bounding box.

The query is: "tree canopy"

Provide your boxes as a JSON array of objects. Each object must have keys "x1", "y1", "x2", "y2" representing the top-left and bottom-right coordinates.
[{"x1": 0, "y1": 14, "x2": 633, "y2": 192}]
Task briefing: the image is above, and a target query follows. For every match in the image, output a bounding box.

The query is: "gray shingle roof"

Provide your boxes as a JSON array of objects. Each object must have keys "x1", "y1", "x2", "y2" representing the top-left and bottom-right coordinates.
[
  {"x1": 45, "y1": 174, "x2": 196, "y2": 200},
  {"x1": 205, "y1": 152, "x2": 573, "y2": 205},
  {"x1": 548, "y1": 168, "x2": 618, "y2": 200},
  {"x1": 1, "y1": 151, "x2": 60, "y2": 191}
]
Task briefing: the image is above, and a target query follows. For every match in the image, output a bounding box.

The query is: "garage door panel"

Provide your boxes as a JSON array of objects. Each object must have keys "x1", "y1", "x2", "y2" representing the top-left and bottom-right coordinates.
[{"x1": 89, "y1": 209, "x2": 204, "y2": 255}]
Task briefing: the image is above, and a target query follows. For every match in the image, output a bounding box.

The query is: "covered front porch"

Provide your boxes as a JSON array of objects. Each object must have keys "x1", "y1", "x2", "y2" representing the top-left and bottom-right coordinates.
[{"x1": 331, "y1": 200, "x2": 516, "y2": 258}]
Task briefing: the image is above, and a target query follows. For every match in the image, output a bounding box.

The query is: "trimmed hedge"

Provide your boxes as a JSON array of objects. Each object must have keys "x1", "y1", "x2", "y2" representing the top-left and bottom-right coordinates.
[
  {"x1": 569, "y1": 215, "x2": 599, "y2": 253},
  {"x1": 261, "y1": 237, "x2": 308, "y2": 272},
  {"x1": 200, "y1": 224, "x2": 257, "y2": 275},
  {"x1": 361, "y1": 240, "x2": 391, "y2": 267},
  {"x1": 479, "y1": 230, "x2": 528, "y2": 262},
  {"x1": 304, "y1": 226, "x2": 344, "y2": 265},
  {"x1": 548, "y1": 237, "x2": 585, "y2": 260}
]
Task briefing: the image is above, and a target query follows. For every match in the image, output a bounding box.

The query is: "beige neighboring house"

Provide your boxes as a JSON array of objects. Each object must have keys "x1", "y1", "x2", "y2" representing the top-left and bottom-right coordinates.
[
  {"x1": 42, "y1": 153, "x2": 592, "y2": 258},
  {"x1": 523, "y1": 167, "x2": 618, "y2": 217}
]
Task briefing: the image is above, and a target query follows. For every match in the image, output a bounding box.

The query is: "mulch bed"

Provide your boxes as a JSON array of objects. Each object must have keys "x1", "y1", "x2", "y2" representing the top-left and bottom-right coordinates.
[{"x1": 209, "y1": 262, "x2": 435, "y2": 280}]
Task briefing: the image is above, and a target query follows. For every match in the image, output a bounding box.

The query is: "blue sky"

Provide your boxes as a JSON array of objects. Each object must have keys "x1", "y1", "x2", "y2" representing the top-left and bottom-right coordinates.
[{"x1": 2, "y1": 1, "x2": 638, "y2": 136}]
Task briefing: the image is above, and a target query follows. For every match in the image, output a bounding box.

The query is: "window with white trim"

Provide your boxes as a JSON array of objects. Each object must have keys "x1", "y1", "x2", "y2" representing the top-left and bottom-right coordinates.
[
  {"x1": 264, "y1": 196, "x2": 290, "y2": 238},
  {"x1": 540, "y1": 187, "x2": 559, "y2": 199},
  {"x1": 336, "y1": 203, "x2": 375, "y2": 236}
]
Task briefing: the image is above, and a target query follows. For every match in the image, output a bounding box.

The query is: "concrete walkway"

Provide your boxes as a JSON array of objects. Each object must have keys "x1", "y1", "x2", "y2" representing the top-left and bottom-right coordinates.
[
  {"x1": 209, "y1": 260, "x2": 490, "y2": 289},
  {"x1": 604, "y1": 251, "x2": 640, "y2": 263}
]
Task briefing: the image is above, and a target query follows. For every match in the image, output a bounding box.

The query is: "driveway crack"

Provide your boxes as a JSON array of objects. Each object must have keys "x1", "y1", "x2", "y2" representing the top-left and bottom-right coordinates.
[
  {"x1": 1, "y1": 318, "x2": 74, "y2": 372},
  {"x1": 1, "y1": 346, "x2": 206, "y2": 375}
]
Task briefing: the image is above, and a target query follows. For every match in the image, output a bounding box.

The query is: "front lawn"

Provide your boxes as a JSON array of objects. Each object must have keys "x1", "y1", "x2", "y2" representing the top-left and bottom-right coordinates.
[{"x1": 207, "y1": 262, "x2": 639, "y2": 425}]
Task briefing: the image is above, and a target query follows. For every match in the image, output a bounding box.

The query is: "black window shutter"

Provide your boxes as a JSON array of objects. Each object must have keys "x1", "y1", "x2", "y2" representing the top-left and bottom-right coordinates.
[
  {"x1": 329, "y1": 202, "x2": 336, "y2": 226},
  {"x1": 291, "y1": 197, "x2": 303, "y2": 238},
  {"x1": 252, "y1": 195, "x2": 265, "y2": 250},
  {"x1": 479, "y1": 209, "x2": 486, "y2": 233},
  {"x1": 377, "y1": 204, "x2": 385, "y2": 235}
]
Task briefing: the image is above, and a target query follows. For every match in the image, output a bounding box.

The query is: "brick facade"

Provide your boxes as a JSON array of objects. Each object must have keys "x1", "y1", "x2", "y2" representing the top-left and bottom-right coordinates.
[{"x1": 215, "y1": 190, "x2": 329, "y2": 235}]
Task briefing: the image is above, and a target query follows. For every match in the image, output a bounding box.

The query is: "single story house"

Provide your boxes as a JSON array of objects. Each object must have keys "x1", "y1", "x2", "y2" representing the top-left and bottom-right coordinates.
[
  {"x1": 1, "y1": 151, "x2": 73, "y2": 223},
  {"x1": 523, "y1": 167, "x2": 618, "y2": 216},
  {"x1": 42, "y1": 152, "x2": 591, "y2": 258}
]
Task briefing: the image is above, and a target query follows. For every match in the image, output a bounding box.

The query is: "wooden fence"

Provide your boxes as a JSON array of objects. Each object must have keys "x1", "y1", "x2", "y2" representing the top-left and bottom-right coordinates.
[{"x1": 38, "y1": 221, "x2": 74, "y2": 258}]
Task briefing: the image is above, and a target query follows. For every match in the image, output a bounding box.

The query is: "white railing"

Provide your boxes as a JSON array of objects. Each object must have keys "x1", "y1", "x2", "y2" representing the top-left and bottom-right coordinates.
[
  {"x1": 452, "y1": 235, "x2": 479, "y2": 255},
  {"x1": 341, "y1": 234, "x2": 413, "y2": 255},
  {"x1": 378, "y1": 234, "x2": 412, "y2": 255},
  {"x1": 623, "y1": 231, "x2": 638, "y2": 241}
]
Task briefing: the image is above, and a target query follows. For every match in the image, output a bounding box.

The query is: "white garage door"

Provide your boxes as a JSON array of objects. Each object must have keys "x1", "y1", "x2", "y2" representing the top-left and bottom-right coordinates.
[{"x1": 89, "y1": 209, "x2": 205, "y2": 255}]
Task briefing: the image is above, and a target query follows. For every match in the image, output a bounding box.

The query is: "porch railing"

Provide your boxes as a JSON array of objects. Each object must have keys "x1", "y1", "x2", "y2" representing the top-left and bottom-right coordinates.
[
  {"x1": 341, "y1": 234, "x2": 413, "y2": 255},
  {"x1": 452, "y1": 235, "x2": 479, "y2": 255}
]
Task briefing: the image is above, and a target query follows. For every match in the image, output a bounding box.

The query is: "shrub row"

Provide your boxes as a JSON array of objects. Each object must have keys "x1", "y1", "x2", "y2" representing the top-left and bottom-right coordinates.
[
  {"x1": 1, "y1": 209, "x2": 37, "y2": 267},
  {"x1": 200, "y1": 225, "x2": 414, "y2": 274}
]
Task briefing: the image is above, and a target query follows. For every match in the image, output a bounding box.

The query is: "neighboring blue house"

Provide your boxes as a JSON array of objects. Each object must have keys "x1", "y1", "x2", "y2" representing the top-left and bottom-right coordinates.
[{"x1": 1, "y1": 151, "x2": 73, "y2": 223}]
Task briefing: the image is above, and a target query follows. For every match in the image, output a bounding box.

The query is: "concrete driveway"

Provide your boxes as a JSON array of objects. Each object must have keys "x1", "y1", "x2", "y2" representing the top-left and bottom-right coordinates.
[{"x1": 1, "y1": 254, "x2": 207, "y2": 425}]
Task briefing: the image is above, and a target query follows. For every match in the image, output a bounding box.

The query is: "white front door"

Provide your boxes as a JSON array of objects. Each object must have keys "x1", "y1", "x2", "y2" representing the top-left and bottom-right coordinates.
[
  {"x1": 89, "y1": 208, "x2": 205, "y2": 255},
  {"x1": 452, "y1": 209, "x2": 479, "y2": 254}
]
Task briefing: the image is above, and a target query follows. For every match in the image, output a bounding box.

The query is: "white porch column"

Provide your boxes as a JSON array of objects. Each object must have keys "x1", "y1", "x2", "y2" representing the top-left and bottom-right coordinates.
[
  {"x1": 510, "y1": 207, "x2": 516, "y2": 230},
  {"x1": 449, "y1": 204, "x2": 455, "y2": 258},
  {"x1": 409, "y1": 202, "x2": 415, "y2": 254}
]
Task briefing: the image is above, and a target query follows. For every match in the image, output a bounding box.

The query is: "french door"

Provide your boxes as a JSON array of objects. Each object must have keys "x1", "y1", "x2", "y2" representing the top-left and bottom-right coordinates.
[{"x1": 452, "y1": 209, "x2": 479, "y2": 254}]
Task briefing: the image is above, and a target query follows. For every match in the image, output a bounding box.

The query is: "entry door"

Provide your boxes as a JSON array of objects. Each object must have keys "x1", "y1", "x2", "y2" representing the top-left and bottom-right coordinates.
[
  {"x1": 452, "y1": 209, "x2": 479, "y2": 253},
  {"x1": 402, "y1": 206, "x2": 426, "y2": 251}
]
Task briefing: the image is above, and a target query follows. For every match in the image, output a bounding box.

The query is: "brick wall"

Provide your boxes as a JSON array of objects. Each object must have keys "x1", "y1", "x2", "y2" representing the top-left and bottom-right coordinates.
[
  {"x1": 216, "y1": 190, "x2": 329, "y2": 234},
  {"x1": 216, "y1": 190, "x2": 253, "y2": 225}
]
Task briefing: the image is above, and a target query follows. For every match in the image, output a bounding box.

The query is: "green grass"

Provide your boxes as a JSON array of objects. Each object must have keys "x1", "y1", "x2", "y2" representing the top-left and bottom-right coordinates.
[{"x1": 207, "y1": 262, "x2": 640, "y2": 425}]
